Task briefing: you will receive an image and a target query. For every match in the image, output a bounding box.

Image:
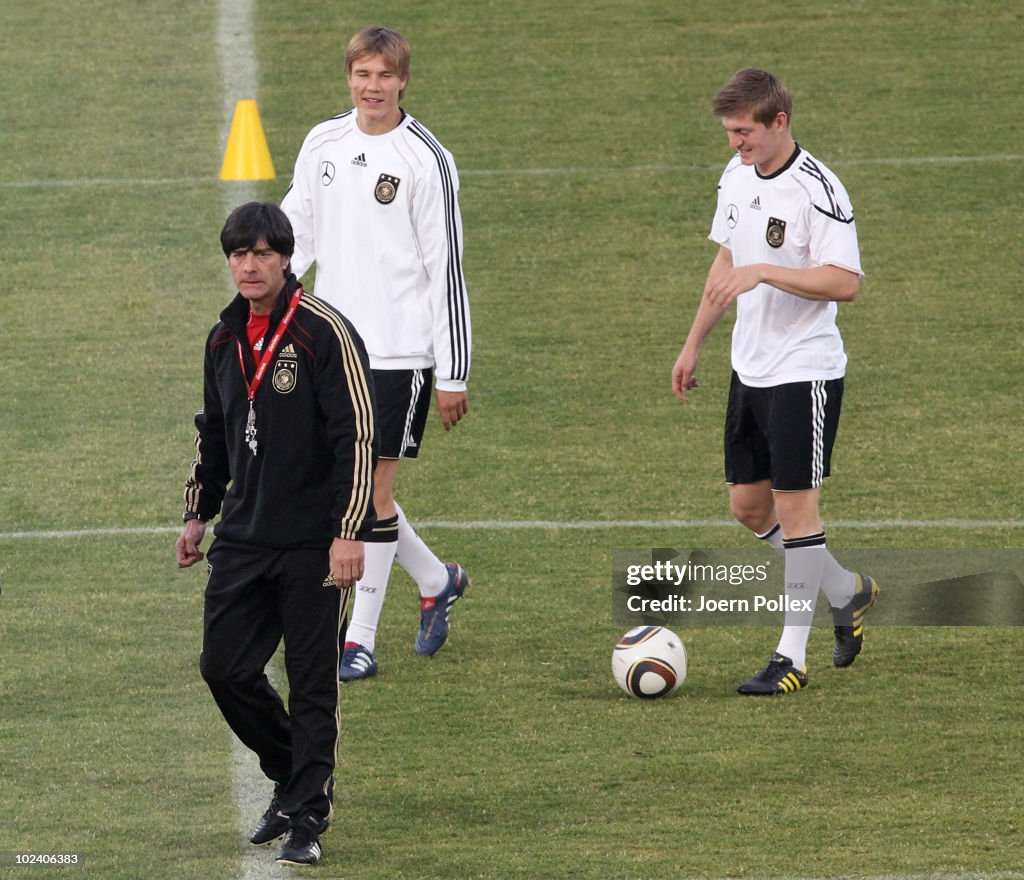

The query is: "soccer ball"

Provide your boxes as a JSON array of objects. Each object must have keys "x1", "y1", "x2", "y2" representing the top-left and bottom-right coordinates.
[{"x1": 612, "y1": 626, "x2": 687, "y2": 699}]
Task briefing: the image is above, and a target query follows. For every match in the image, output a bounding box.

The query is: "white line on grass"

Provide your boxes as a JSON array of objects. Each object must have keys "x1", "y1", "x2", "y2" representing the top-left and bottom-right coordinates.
[
  {"x1": 754, "y1": 874, "x2": 1024, "y2": 880},
  {"x1": 460, "y1": 153, "x2": 1024, "y2": 177},
  {"x1": 217, "y1": 1, "x2": 258, "y2": 158},
  {"x1": 2, "y1": 518, "x2": 1022, "y2": 541},
  {"x1": 415, "y1": 517, "x2": 1024, "y2": 531},
  {"x1": 2, "y1": 154, "x2": 1022, "y2": 189},
  {"x1": 216, "y1": 2, "x2": 291, "y2": 878}
]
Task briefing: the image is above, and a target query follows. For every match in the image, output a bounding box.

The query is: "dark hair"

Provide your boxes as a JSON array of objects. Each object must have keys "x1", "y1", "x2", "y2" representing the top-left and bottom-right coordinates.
[
  {"x1": 712, "y1": 68, "x2": 793, "y2": 127},
  {"x1": 220, "y1": 202, "x2": 295, "y2": 258}
]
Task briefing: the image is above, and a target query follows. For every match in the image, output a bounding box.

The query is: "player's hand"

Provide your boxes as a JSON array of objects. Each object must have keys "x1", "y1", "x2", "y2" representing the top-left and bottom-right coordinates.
[
  {"x1": 435, "y1": 389, "x2": 468, "y2": 430},
  {"x1": 329, "y1": 538, "x2": 365, "y2": 589},
  {"x1": 175, "y1": 519, "x2": 207, "y2": 568},
  {"x1": 672, "y1": 346, "x2": 700, "y2": 402},
  {"x1": 705, "y1": 264, "x2": 763, "y2": 308}
]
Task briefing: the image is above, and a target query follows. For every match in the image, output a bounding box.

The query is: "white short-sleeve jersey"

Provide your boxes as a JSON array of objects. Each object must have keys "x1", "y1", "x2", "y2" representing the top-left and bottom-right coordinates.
[
  {"x1": 709, "y1": 145, "x2": 862, "y2": 387},
  {"x1": 281, "y1": 110, "x2": 471, "y2": 391}
]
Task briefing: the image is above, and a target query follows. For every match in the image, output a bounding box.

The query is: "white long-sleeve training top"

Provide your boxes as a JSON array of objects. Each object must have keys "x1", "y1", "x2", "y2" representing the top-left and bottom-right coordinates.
[{"x1": 282, "y1": 109, "x2": 471, "y2": 391}]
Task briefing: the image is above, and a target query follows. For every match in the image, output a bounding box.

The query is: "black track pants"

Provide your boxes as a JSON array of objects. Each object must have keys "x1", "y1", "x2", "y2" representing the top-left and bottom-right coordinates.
[{"x1": 199, "y1": 539, "x2": 341, "y2": 824}]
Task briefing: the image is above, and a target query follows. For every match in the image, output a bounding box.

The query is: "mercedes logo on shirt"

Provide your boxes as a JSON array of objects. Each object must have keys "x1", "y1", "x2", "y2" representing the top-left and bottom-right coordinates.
[
  {"x1": 320, "y1": 161, "x2": 336, "y2": 186},
  {"x1": 726, "y1": 204, "x2": 739, "y2": 228}
]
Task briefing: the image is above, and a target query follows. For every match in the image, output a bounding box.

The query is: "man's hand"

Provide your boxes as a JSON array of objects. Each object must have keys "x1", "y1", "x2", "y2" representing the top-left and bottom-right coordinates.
[
  {"x1": 435, "y1": 389, "x2": 468, "y2": 431},
  {"x1": 671, "y1": 245, "x2": 734, "y2": 402},
  {"x1": 329, "y1": 538, "x2": 365, "y2": 590},
  {"x1": 671, "y1": 345, "x2": 701, "y2": 402},
  {"x1": 705, "y1": 264, "x2": 764, "y2": 308},
  {"x1": 175, "y1": 519, "x2": 207, "y2": 568}
]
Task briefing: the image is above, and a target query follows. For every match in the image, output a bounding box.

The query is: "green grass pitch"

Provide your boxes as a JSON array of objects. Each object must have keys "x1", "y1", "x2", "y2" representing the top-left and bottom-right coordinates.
[{"x1": 1, "y1": 1, "x2": 1022, "y2": 878}]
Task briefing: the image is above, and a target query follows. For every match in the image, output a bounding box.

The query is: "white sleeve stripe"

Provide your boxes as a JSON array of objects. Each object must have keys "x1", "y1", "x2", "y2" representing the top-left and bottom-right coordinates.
[{"x1": 407, "y1": 121, "x2": 471, "y2": 381}]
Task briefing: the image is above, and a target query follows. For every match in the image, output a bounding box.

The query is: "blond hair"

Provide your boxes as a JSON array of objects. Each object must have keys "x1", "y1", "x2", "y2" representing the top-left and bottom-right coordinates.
[{"x1": 345, "y1": 27, "x2": 411, "y2": 99}]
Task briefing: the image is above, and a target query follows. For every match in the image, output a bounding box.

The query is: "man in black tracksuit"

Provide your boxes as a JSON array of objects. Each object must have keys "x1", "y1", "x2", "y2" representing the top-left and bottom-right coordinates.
[{"x1": 175, "y1": 202, "x2": 377, "y2": 867}]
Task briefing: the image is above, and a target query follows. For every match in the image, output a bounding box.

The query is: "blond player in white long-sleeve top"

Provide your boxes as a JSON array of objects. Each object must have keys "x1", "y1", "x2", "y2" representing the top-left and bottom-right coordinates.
[{"x1": 282, "y1": 26, "x2": 471, "y2": 681}]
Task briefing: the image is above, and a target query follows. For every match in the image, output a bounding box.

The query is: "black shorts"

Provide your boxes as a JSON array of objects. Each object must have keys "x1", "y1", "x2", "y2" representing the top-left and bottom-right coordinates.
[
  {"x1": 724, "y1": 372, "x2": 843, "y2": 491},
  {"x1": 373, "y1": 368, "x2": 433, "y2": 459}
]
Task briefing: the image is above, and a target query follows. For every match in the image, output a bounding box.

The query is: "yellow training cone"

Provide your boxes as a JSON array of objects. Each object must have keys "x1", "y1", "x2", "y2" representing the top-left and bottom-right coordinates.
[{"x1": 220, "y1": 99, "x2": 276, "y2": 181}]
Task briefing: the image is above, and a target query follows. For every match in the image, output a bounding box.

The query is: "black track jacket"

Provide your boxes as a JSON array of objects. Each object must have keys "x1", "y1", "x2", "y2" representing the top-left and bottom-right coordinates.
[{"x1": 183, "y1": 274, "x2": 378, "y2": 547}]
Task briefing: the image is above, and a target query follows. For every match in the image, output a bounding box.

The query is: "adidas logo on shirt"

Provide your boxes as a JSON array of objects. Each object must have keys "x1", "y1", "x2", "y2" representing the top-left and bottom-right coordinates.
[
  {"x1": 351, "y1": 153, "x2": 367, "y2": 167},
  {"x1": 750, "y1": 196, "x2": 762, "y2": 210}
]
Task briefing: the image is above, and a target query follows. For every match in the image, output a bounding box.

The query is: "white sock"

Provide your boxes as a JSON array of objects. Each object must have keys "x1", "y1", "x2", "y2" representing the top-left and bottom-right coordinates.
[
  {"x1": 753, "y1": 522, "x2": 812, "y2": 667},
  {"x1": 775, "y1": 535, "x2": 830, "y2": 671},
  {"x1": 394, "y1": 502, "x2": 447, "y2": 598},
  {"x1": 774, "y1": 533, "x2": 857, "y2": 668},
  {"x1": 819, "y1": 548, "x2": 856, "y2": 608},
  {"x1": 345, "y1": 539, "x2": 398, "y2": 653},
  {"x1": 775, "y1": 605, "x2": 816, "y2": 672},
  {"x1": 756, "y1": 522, "x2": 785, "y2": 553}
]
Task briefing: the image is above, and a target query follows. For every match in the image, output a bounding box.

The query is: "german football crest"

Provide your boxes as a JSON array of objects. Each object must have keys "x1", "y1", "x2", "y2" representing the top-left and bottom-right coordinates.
[
  {"x1": 766, "y1": 217, "x2": 787, "y2": 248},
  {"x1": 272, "y1": 360, "x2": 297, "y2": 394},
  {"x1": 374, "y1": 173, "x2": 401, "y2": 204}
]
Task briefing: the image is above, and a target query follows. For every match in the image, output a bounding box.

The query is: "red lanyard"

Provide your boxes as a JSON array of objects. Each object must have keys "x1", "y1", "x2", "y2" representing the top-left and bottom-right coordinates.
[{"x1": 236, "y1": 286, "x2": 304, "y2": 403}]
